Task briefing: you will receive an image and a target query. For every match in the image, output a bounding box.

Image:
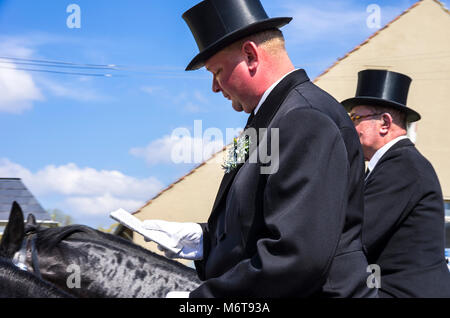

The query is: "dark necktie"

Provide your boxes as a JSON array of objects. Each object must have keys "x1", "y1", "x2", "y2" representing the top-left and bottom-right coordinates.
[
  {"x1": 245, "y1": 111, "x2": 255, "y2": 129},
  {"x1": 365, "y1": 168, "x2": 370, "y2": 178}
]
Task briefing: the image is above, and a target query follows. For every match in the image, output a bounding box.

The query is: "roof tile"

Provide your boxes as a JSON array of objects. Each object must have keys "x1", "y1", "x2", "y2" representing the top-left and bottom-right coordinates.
[{"x1": 0, "y1": 179, "x2": 51, "y2": 222}]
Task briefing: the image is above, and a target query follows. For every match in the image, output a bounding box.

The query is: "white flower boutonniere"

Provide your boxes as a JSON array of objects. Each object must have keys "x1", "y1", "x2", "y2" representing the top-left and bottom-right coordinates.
[{"x1": 222, "y1": 135, "x2": 250, "y2": 174}]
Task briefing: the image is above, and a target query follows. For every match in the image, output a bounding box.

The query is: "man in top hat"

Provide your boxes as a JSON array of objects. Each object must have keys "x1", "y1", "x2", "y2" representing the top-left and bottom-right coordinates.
[
  {"x1": 342, "y1": 69, "x2": 450, "y2": 297},
  {"x1": 143, "y1": 0, "x2": 376, "y2": 298}
]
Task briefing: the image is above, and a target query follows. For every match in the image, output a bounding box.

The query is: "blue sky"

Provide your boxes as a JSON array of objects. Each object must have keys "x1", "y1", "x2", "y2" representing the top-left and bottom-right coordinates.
[{"x1": 0, "y1": 0, "x2": 437, "y2": 228}]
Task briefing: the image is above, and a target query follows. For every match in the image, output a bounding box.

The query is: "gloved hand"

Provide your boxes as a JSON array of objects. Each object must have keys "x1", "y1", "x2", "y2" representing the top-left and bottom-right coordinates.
[{"x1": 142, "y1": 220, "x2": 203, "y2": 260}]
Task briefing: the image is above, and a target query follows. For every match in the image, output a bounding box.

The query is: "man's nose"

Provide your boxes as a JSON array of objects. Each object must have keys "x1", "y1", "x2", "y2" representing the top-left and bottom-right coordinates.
[{"x1": 212, "y1": 77, "x2": 221, "y2": 93}]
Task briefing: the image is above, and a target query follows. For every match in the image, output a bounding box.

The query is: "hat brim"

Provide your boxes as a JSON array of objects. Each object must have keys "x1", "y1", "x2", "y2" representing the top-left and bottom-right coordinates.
[
  {"x1": 341, "y1": 97, "x2": 421, "y2": 123},
  {"x1": 185, "y1": 17, "x2": 292, "y2": 71}
]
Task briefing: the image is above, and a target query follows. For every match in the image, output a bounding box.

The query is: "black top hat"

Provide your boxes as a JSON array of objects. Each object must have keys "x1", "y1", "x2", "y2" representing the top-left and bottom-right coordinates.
[
  {"x1": 341, "y1": 69, "x2": 421, "y2": 123},
  {"x1": 182, "y1": 0, "x2": 292, "y2": 71}
]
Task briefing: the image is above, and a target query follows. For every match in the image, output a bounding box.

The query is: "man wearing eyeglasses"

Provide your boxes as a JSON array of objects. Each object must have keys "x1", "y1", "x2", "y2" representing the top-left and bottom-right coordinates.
[{"x1": 342, "y1": 69, "x2": 450, "y2": 297}]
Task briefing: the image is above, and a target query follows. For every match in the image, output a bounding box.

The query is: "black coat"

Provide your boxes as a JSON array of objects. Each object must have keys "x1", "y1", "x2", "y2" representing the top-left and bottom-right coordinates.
[
  {"x1": 191, "y1": 70, "x2": 376, "y2": 298},
  {"x1": 363, "y1": 138, "x2": 450, "y2": 297}
]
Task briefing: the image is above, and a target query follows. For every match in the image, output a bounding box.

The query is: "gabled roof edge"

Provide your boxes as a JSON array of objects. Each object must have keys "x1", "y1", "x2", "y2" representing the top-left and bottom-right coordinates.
[
  {"x1": 434, "y1": 0, "x2": 450, "y2": 14},
  {"x1": 313, "y1": 0, "x2": 430, "y2": 83}
]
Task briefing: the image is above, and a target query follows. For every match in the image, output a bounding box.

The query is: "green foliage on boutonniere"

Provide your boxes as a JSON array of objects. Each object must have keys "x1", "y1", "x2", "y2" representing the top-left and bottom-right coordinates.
[{"x1": 222, "y1": 134, "x2": 250, "y2": 174}]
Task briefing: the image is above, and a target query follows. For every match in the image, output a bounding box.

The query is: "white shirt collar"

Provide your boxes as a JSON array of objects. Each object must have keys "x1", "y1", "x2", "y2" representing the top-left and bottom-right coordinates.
[
  {"x1": 367, "y1": 135, "x2": 409, "y2": 177},
  {"x1": 254, "y1": 69, "x2": 297, "y2": 115}
]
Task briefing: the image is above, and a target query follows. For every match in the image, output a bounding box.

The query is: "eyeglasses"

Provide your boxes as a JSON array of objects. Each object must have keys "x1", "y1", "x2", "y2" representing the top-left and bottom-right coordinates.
[{"x1": 349, "y1": 113, "x2": 383, "y2": 123}]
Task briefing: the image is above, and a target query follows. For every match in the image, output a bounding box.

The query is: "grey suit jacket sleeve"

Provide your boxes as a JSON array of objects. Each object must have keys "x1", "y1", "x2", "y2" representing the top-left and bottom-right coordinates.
[{"x1": 191, "y1": 108, "x2": 351, "y2": 297}]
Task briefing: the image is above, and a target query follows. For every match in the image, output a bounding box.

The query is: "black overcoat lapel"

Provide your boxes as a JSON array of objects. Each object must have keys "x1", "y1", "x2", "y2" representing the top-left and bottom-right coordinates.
[{"x1": 209, "y1": 70, "x2": 310, "y2": 220}]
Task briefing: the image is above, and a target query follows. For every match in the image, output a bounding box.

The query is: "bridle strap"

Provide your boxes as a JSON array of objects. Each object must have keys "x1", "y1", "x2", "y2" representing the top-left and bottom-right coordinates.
[
  {"x1": 12, "y1": 233, "x2": 42, "y2": 279},
  {"x1": 30, "y1": 234, "x2": 42, "y2": 280}
]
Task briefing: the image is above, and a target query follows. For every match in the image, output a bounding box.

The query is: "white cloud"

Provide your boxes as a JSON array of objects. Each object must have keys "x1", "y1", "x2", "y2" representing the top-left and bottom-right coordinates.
[
  {"x1": 0, "y1": 158, "x2": 33, "y2": 181},
  {"x1": 37, "y1": 77, "x2": 110, "y2": 102},
  {"x1": 141, "y1": 85, "x2": 212, "y2": 113},
  {"x1": 194, "y1": 91, "x2": 209, "y2": 104},
  {"x1": 0, "y1": 158, "x2": 163, "y2": 217},
  {"x1": 130, "y1": 135, "x2": 180, "y2": 165},
  {"x1": 130, "y1": 134, "x2": 224, "y2": 166},
  {"x1": 28, "y1": 163, "x2": 162, "y2": 199},
  {"x1": 288, "y1": 5, "x2": 363, "y2": 40},
  {"x1": 184, "y1": 102, "x2": 202, "y2": 113},
  {"x1": 0, "y1": 38, "x2": 44, "y2": 113},
  {"x1": 182, "y1": 91, "x2": 210, "y2": 113},
  {"x1": 279, "y1": 1, "x2": 406, "y2": 44},
  {"x1": 140, "y1": 86, "x2": 164, "y2": 95},
  {"x1": 65, "y1": 194, "x2": 145, "y2": 216},
  {"x1": 0, "y1": 62, "x2": 44, "y2": 114},
  {"x1": 0, "y1": 35, "x2": 113, "y2": 112},
  {"x1": 0, "y1": 42, "x2": 34, "y2": 58}
]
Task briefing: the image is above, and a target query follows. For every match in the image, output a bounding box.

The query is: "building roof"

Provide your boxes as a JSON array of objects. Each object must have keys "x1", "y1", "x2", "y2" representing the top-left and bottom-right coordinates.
[
  {"x1": 0, "y1": 178, "x2": 52, "y2": 222},
  {"x1": 314, "y1": 0, "x2": 450, "y2": 84}
]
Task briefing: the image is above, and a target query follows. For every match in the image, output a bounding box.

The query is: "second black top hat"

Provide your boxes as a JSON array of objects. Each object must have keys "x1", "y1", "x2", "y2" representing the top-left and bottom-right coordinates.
[
  {"x1": 183, "y1": 0, "x2": 292, "y2": 71},
  {"x1": 341, "y1": 69, "x2": 421, "y2": 123}
]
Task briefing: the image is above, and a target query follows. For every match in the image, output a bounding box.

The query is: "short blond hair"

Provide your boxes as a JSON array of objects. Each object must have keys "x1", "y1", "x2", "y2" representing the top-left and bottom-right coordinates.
[{"x1": 226, "y1": 29, "x2": 286, "y2": 56}]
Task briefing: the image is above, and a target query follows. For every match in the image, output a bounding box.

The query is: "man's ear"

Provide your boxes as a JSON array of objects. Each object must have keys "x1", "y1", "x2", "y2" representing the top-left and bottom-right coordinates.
[
  {"x1": 241, "y1": 41, "x2": 259, "y2": 74},
  {"x1": 380, "y1": 113, "x2": 392, "y2": 135}
]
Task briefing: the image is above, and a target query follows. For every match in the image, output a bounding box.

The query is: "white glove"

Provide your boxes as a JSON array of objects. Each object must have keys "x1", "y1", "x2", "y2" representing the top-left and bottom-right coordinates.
[
  {"x1": 142, "y1": 220, "x2": 203, "y2": 260},
  {"x1": 166, "y1": 291, "x2": 190, "y2": 298}
]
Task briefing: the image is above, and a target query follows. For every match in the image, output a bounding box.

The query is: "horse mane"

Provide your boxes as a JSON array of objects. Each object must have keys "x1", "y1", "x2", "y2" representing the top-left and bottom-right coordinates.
[
  {"x1": 36, "y1": 224, "x2": 102, "y2": 250},
  {"x1": 28, "y1": 224, "x2": 200, "y2": 297},
  {"x1": 35, "y1": 224, "x2": 198, "y2": 276},
  {"x1": 95, "y1": 230, "x2": 199, "y2": 275}
]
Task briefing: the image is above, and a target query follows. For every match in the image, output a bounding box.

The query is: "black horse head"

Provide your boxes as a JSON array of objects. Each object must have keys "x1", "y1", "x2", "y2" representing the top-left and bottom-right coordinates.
[
  {"x1": 0, "y1": 202, "x2": 41, "y2": 258},
  {"x1": 0, "y1": 257, "x2": 73, "y2": 298},
  {"x1": 0, "y1": 203, "x2": 73, "y2": 298},
  {"x1": 0, "y1": 202, "x2": 201, "y2": 298},
  {"x1": 0, "y1": 202, "x2": 45, "y2": 279}
]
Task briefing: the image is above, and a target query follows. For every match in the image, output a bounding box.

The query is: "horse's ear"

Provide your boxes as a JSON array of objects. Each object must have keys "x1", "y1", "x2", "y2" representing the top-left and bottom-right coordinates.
[
  {"x1": 0, "y1": 202, "x2": 25, "y2": 258},
  {"x1": 25, "y1": 213, "x2": 38, "y2": 233},
  {"x1": 26, "y1": 213, "x2": 37, "y2": 226}
]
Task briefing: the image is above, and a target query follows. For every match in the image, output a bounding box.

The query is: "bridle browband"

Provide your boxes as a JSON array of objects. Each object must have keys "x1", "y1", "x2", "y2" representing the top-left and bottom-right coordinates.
[{"x1": 12, "y1": 232, "x2": 42, "y2": 280}]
